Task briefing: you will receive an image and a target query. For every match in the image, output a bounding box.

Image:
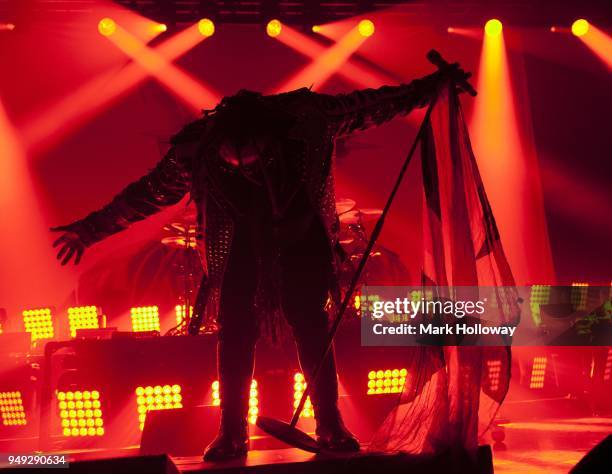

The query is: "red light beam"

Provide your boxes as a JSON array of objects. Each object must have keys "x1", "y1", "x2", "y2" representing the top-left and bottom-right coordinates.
[
  {"x1": 577, "y1": 23, "x2": 612, "y2": 69},
  {"x1": 21, "y1": 23, "x2": 215, "y2": 154},
  {"x1": 276, "y1": 23, "x2": 372, "y2": 92}
]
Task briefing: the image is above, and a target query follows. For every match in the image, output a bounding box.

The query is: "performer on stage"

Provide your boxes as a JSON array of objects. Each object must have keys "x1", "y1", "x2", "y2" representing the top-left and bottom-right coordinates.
[{"x1": 51, "y1": 64, "x2": 470, "y2": 461}]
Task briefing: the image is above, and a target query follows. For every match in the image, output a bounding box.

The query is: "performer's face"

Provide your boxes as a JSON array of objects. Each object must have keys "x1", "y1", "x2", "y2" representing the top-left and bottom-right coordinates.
[{"x1": 219, "y1": 136, "x2": 267, "y2": 167}]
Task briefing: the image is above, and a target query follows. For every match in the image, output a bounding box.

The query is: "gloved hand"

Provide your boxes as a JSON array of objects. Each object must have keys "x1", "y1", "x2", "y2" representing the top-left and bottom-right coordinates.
[{"x1": 50, "y1": 225, "x2": 86, "y2": 265}]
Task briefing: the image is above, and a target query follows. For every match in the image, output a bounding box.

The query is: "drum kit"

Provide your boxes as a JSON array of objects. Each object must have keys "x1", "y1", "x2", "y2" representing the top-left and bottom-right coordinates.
[{"x1": 161, "y1": 198, "x2": 403, "y2": 333}]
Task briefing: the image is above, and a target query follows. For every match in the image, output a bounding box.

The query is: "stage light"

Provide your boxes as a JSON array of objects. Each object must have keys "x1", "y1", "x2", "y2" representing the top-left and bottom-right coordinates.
[
  {"x1": 198, "y1": 18, "x2": 215, "y2": 37},
  {"x1": 367, "y1": 368, "x2": 407, "y2": 395},
  {"x1": 604, "y1": 348, "x2": 612, "y2": 382},
  {"x1": 211, "y1": 380, "x2": 220, "y2": 406},
  {"x1": 293, "y1": 373, "x2": 313, "y2": 418},
  {"x1": 22, "y1": 307, "x2": 54, "y2": 343},
  {"x1": 102, "y1": 26, "x2": 219, "y2": 113},
  {"x1": 529, "y1": 356, "x2": 547, "y2": 389},
  {"x1": 0, "y1": 23, "x2": 15, "y2": 31},
  {"x1": 98, "y1": 17, "x2": 117, "y2": 37},
  {"x1": 0, "y1": 392, "x2": 27, "y2": 426},
  {"x1": 135, "y1": 384, "x2": 182, "y2": 431},
  {"x1": 248, "y1": 380, "x2": 258, "y2": 424},
  {"x1": 572, "y1": 19, "x2": 590, "y2": 37},
  {"x1": 267, "y1": 19, "x2": 282, "y2": 37},
  {"x1": 486, "y1": 360, "x2": 502, "y2": 393},
  {"x1": 571, "y1": 282, "x2": 589, "y2": 311},
  {"x1": 276, "y1": 21, "x2": 374, "y2": 91},
  {"x1": 24, "y1": 21, "x2": 219, "y2": 154},
  {"x1": 57, "y1": 390, "x2": 104, "y2": 437},
  {"x1": 447, "y1": 27, "x2": 455, "y2": 33},
  {"x1": 211, "y1": 380, "x2": 258, "y2": 424},
  {"x1": 573, "y1": 22, "x2": 612, "y2": 70},
  {"x1": 472, "y1": 18, "x2": 555, "y2": 284},
  {"x1": 529, "y1": 285, "x2": 551, "y2": 326},
  {"x1": 67, "y1": 306, "x2": 99, "y2": 338},
  {"x1": 485, "y1": 19, "x2": 503, "y2": 37},
  {"x1": 130, "y1": 306, "x2": 160, "y2": 332},
  {"x1": 312, "y1": 25, "x2": 321, "y2": 33},
  {"x1": 155, "y1": 23, "x2": 167, "y2": 33},
  {"x1": 175, "y1": 304, "x2": 193, "y2": 325},
  {"x1": 358, "y1": 19, "x2": 375, "y2": 37}
]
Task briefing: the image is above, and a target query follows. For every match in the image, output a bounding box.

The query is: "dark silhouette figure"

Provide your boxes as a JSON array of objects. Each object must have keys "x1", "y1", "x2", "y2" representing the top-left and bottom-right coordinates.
[{"x1": 52, "y1": 65, "x2": 469, "y2": 461}]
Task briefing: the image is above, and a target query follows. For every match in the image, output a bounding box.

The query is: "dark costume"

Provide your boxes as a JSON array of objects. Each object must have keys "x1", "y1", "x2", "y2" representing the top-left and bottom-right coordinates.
[{"x1": 61, "y1": 76, "x2": 442, "y2": 457}]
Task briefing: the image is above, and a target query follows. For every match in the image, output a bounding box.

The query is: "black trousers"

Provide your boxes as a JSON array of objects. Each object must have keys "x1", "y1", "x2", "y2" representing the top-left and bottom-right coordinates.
[{"x1": 216, "y1": 217, "x2": 339, "y2": 423}]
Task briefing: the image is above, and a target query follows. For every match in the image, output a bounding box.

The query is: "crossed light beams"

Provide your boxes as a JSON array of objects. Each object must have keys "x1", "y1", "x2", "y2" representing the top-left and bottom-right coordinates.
[
  {"x1": 22, "y1": 22, "x2": 217, "y2": 155},
  {"x1": 273, "y1": 24, "x2": 390, "y2": 92},
  {"x1": 104, "y1": 24, "x2": 219, "y2": 111},
  {"x1": 275, "y1": 21, "x2": 381, "y2": 92},
  {"x1": 574, "y1": 22, "x2": 612, "y2": 69},
  {"x1": 471, "y1": 22, "x2": 555, "y2": 284}
]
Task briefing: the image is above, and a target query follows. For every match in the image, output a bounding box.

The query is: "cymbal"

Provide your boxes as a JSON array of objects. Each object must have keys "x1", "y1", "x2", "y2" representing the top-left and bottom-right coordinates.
[
  {"x1": 161, "y1": 236, "x2": 198, "y2": 249},
  {"x1": 339, "y1": 208, "x2": 382, "y2": 224},
  {"x1": 163, "y1": 222, "x2": 197, "y2": 235},
  {"x1": 358, "y1": 208, "x2": 383, "y2": 216},
  {"x1": 335, "y1": 198, "x2": 356, "y2": 215}
]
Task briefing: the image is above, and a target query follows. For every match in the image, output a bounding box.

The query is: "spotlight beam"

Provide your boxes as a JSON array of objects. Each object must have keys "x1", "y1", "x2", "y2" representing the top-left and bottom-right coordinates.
[
  {"x1": 576, "y1": 22, "x2": 612, "y2": 69},
  {"x1": 470, "y1": 23, "x2": 555, "y2": 284},
  {"x1": 275, "y1": 24, "x2": 377, "y2": 92},
  {"x1": 0, "y1": 99, "x2": 73, "y2": 312},
  {"x1": 21, "y1": 23, "x2": 217, "y2": 154},
  {"x1": 103, "y1": 25, "x2": 218, "y2": 113}
]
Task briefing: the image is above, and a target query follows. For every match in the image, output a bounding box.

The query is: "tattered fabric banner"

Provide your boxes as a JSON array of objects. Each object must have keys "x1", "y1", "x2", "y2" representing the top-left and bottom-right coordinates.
[{"x1": 369, "y1": 85, "x2": 520, "y2": 456}]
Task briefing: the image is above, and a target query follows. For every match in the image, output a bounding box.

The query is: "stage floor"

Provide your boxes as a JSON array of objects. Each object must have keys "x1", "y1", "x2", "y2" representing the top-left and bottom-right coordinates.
[
  {"x1": 0, "y1": 417, "x2": 610, "y2": 473},
  {"x1": 493, "y1": 417, "x2": 612, "y2": 473}
]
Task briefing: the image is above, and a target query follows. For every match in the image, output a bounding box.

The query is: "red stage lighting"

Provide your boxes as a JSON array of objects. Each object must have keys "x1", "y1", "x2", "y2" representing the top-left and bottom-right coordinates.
[
  {"x1": 22, "y1": 307, "x2": 54, "y2": 343},
  {"x1": 0, "y1": 392, "x2": 27, "y2": 427},
  {"x1": 367, "y1": 368, "x2": 407, "y2": 395},
  {"x1": 0, "y1": 23, "x2": 15, "y2": 31},
  {"x1": 266, "y1": 19, "x2": 282, "y2": 37},
  {"x1": 248, "y1": 380, "x2": 259, "y2": 424},
  {"x1": 211, "y1": 380, "x2": 258, "y2": 424},
  {"x1": 130, "y1": 306, "x2": 160, "y2": 332},
  {"x1": 485, "y1": 19, "x2": 503, "y2": 37},
  {"x1": 604, "y1": 348, "x2": 612, "y2": 382},
  {"x1": 529, "y1": 285, "x2": 551, "y2": 326},
  {"x1": 98, "y1": 17, "x2": 117, "y2": 37},
  {"x1": 175, "y1": 304, "x2": 193, "y2": 326},
  {"x1": 486, "y1": 360, "x2": 502, "y2": 393},
  {"x1": 198, "y1": 18, "x2": 215, "y2": 37},
  {"x1": 135, "y1": 384, "x2": 182, "y2": 431},
  {"x1": 293, "y1": 373, "x2": 313, "y2": 418},
  {"x1": 358, "y1": 19, "x2": 375, "y2": 37},
  {"x1": 529, "y1": 356, "x2": 547, "y2": 389},
  {"x1": 571, "y1": 283, "x2": 589, "y2": 310},
  {"x1": 572, "y1": 19, "x2": 590, "y2": 37},
  {"x1": 68, "y1": 306, "x2": 100, "y2": 338},
  {"x1": 573, "y1": 21, "x2": 612, "y2": 70},
  {"x1": 57, "y1": 390, "x2": 104, "y2": 437}
]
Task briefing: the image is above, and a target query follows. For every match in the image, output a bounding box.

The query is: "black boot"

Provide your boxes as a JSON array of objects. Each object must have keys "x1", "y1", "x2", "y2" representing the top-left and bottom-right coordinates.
[
  {"x1": 315, "y1": 405, "x2": 360, "y2": 452},
  {"x1": 294, "y1": 333, "x2": 360, "y2": 452},
  {"x1": 204, "y1": 336, "x2": 254, "y2": 461},
  {"x1": 203, "y1": 411, "x2": 249, "y2": 461}
]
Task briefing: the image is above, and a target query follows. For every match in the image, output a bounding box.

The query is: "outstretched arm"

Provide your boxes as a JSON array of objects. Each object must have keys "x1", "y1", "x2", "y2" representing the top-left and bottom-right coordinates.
[
  {"x1": 51, "y1": 125, "x2": 202, "y2": 265},
  {"x1": 314, "y1": 66, "x2": 470, "y2": 138}
]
